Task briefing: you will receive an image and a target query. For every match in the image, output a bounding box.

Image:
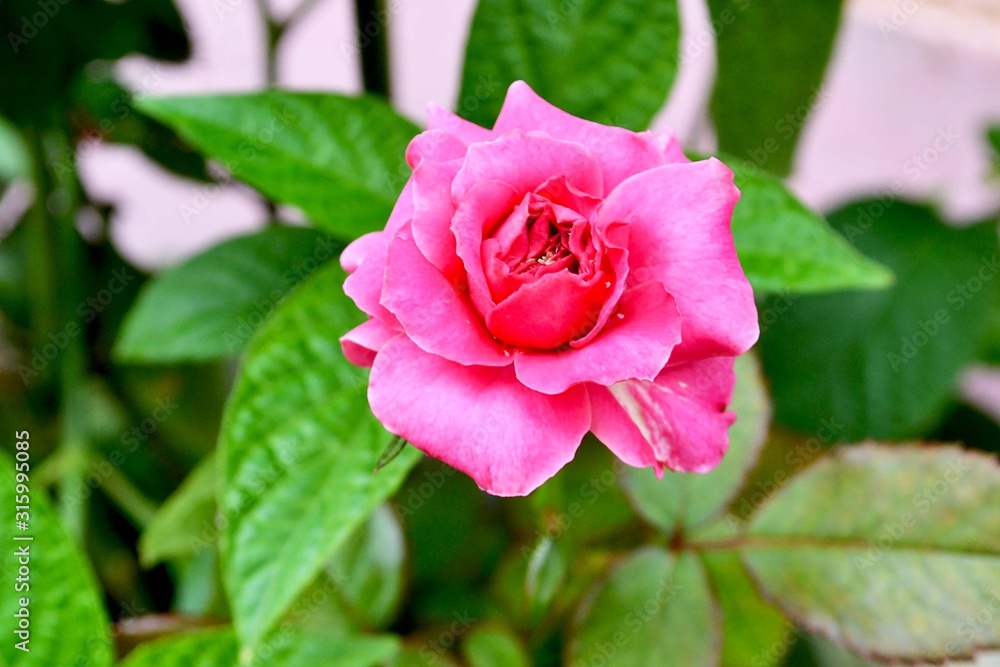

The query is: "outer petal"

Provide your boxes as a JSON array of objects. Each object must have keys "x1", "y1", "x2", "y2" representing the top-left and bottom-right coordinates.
[
  {"x1": 340, "y1": 318, "x2": 396, "y2": 367},
  {"x1": 369, "y1": 336, "x2": 591, "y2": 496},
  {"x1": 452, "y1": 130, "x2": 603, "y2": 202},
  {"x1": 514, "y1": 282, "x2": 682, "y2": 395},
  {"x1": 341, "y1": 231, "x2": 383, "y2": 273},
  {"x1": 427, "y1": 103, "x2": 492, "y2": 144},
  {"x1": 588, "y1": 356, "x2": 737, "y2": 473},
  {"x1": 381, "y1": 225, "x2": 510, "y2": 367},
  {"x1": 598, "y1": 159, "x2": 758, "y2": 361},
  {"x1": 411, "y1": 158, "x2": 462, "y2": 276},
  {"x1": 493, "y1": 81, "x2": 673, "y2": 190},
  {"x1": 342, "y1": 179, "x2": 416, "y2": 323},
  {"x1": 343, "y1": 232, "x2": 397, "y2": 326}
]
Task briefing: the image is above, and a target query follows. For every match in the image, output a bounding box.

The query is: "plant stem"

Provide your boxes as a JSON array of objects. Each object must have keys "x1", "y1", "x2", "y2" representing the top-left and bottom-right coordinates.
[
  {"x1": 98, "y1": 459, "x2": 158, "y2": 529},
  {"x1": 353, "y1": 0, "x2": 391, "y2": 99},
  {"x1": 26, "y1": 128, "x2": 91, "y2": 541}
]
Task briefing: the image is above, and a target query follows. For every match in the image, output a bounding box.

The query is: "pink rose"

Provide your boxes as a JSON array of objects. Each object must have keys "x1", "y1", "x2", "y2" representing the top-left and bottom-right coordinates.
[{"x1": 341, "y1": 81, "x2": 758, "y2": 496}]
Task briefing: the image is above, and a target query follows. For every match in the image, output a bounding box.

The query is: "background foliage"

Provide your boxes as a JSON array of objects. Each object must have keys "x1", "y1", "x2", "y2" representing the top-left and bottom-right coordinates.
[{"x1": 2, "y1": 0, "x2": 999, "y2": 665}]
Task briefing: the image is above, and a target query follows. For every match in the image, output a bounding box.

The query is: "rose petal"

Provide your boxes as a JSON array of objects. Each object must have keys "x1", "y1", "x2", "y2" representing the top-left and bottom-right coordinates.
[
  {"x1": 381, "y1": 225, "x2": 510, "y2": 367},
  {"x1": 369, "y1": 336, "x2": 591, "y2": 496},
  {"x1": 493, "y1": 81, "x2": 676, "y2": 190},
  {"x1": 452, "y1": 130, "x2": 604, "y2": 202},
  {"x1": 589, "y1": 356, "x2": 737, "y2": 473},
  {"x1": 427, "y1": 103, "x2": 492, "y2": 144},
  {"x1": 485, "y1": 269, "x2": 612, "y2": 349},
  {"x1": 411, "y1": 158, "x2": 462, "y2": 277},
  {"x1": 341, "y1": 231, "x2": 383, "y2": 274},
  {"x1": 514, "y1": 282, "x2": 681, "y2": 394},
  {"x1": 598, "y1": 158, "x2": 758, "y2": 361},
  {"x1": 451, "y1": 179, "x2": 524, "y2": 317},
  {"x1": 340, "y1": 318, "x2": 396, "y2": 367}
]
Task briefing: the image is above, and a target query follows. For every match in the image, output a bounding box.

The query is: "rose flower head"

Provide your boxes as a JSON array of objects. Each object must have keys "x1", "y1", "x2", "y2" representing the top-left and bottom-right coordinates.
[{"x1": 341, "y1": 81, "x2": 758, "y2": 496}]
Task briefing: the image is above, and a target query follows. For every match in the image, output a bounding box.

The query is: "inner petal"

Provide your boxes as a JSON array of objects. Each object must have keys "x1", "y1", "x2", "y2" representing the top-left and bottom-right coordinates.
[{"x1": 478, "y1": 191, "x2": 615, "y2": 349}]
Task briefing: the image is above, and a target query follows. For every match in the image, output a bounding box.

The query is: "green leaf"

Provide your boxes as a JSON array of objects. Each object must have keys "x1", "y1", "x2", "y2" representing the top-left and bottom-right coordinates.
[
  {"x1": 708, "y1": 0, "x2": 844, "y2": 175},
  {"x1": 458, "y1": 0, "x2": 680, "y2": 131},
  {"x1": 0, "y1": 451, "x2": 113, "y2": 666},
  {"x1": 568, "y1": 548, "x2": 720, "y2": 667},
  {"x1": 119, "y1": 626, "x2": 400, "y2": 667},
  {"x1": 524, "y1": 536, "x2": 567, "y2": 622},
  {"x1": 625, "y1": 354, "x2": 771, "y2": 532},
  {"x1": 700, "y1": 550, "x2": 792, "y2": 667},
  {"x1": 462, "y1": 624, "x2": 531, "y2": 667},
  {"x1": 116, "y1": 226, "x2": 340, "y2": 363},
  {"x1": 726, "y1": 158, "x2": 894, "y2": 293},
  {"x1": 136, "y1": 92, "x2": 419, "y2": 237},
  {"x1": 326, "y1": 505, "x2": 407, "y2": 629},
  {"x1": 742, "y1": 444, "x2": 1000, "y2": 662},
  {"x1": 140, "y1": 454, "x2": 217, "y2": 566},
  {"x1": 0, "y1": 115, "x2": 28, "y2": 183},
  {"x1": 220, "y1": 262, "x2": 422, "y2": 647},
  {"x1": 759, "y1": 201, "x2": 1000, "y2": 442}
]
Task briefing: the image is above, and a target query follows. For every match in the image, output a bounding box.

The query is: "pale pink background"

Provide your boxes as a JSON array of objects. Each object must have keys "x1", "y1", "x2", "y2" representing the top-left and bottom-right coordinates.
[{"x1": 34, "y1": 2, "x2": 1000, "y2": 662}]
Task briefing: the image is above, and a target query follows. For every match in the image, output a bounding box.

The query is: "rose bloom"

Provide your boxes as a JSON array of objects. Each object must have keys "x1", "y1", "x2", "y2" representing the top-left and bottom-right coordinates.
[{"x1": 341, "y1": 81, "x2": 758, "y2": 496}]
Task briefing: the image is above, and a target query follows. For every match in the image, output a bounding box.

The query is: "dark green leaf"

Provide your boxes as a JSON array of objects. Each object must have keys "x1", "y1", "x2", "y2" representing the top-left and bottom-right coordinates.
[
  {"x1": 742, "y1": 444, "x2": 1000, "y2": 662},
  {"x1": 0, "y1": 451, "x2": 113, "y2": 666},
  {"x1": 625, "y1": 354, "x2": 771, "y2": 532},
  {"x1": 220, "y1": 263, "x2": 421, "y2": 647},
  {"x1": 568, "y1": 548, "x2": 720, "y2": 666},
  {"x1": 708, "y1": 0, "x2": 843, "y2": 175},
  {"x1": 458, "y1": 0, "x2": 680, "y2": 130},
  {"x1": 760, "y1": 200, "x2": 1000, "y2": 441},
  {"x1": 136, "y1": 92, "x2": 419, "y2": 237},
  {"x1": 116, "y1": 226, "x2": 339, "y2": 363}
]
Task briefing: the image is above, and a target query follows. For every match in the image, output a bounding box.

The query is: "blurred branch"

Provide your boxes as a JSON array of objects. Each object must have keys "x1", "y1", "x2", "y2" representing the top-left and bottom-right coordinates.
[
  {"x1": 26, "y1": 128, "x2": 91, "y2": 541},
  {"x1": 353, "y1": 0, "x2": 391, "y2": 99}
]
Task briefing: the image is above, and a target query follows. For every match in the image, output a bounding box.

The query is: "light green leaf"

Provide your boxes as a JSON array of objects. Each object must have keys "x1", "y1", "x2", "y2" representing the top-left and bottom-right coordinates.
[
  {"x1": 458, "y1": 0, "x2": 680, "y2": 131},
  {"x1": 136, "y1": 92, "x2": 419, "y2": 237},
  {"x1": 326, "y1": 505, "x2": 406, "y2": 629},
  {"x1": 708, "y1": 0, "x2": 844, "y2": 175},
  {"x1": 625, "y1": 354, "x2": 771, "y2": 532},
  {"x1": 759, "y1": 201, "x2": 1000, "y2": 442},
  {"x1": 524, "y1": 536, "x2": 567, "y2": 622},
  {"x1": 568, "y1": 548, "x2": 720, "y2": 667},
  {"x1": 700, "y1": 550, "x2": 792, "y2": 667},
  {"x1": 119, "y1": 626, "x2": 400, "y2": 667},
  {"x1": 462, "y1": 624, "x2": 531, "y2": 667},
  {"x1": 0, "y1": 451, "x2": 113, "y2": 667},
  {"x1": 140, "y1": 454, "x2": 217, "y2": 566},
  {"x1": 726, "y1": 158, "x2": 894, "y2": 293},
  {"x1": 220, "y1": 262, "x2": 421, "y2": 647},
  {"x1": 0, "y1": 116, "x2": 28, "y2": 183},
  {"x1": 742, "y1": 444, "x2": 1000, "y2": 662},
  {"x1": 116, "y1": 226, "x2": 339, "y2": 363}
]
